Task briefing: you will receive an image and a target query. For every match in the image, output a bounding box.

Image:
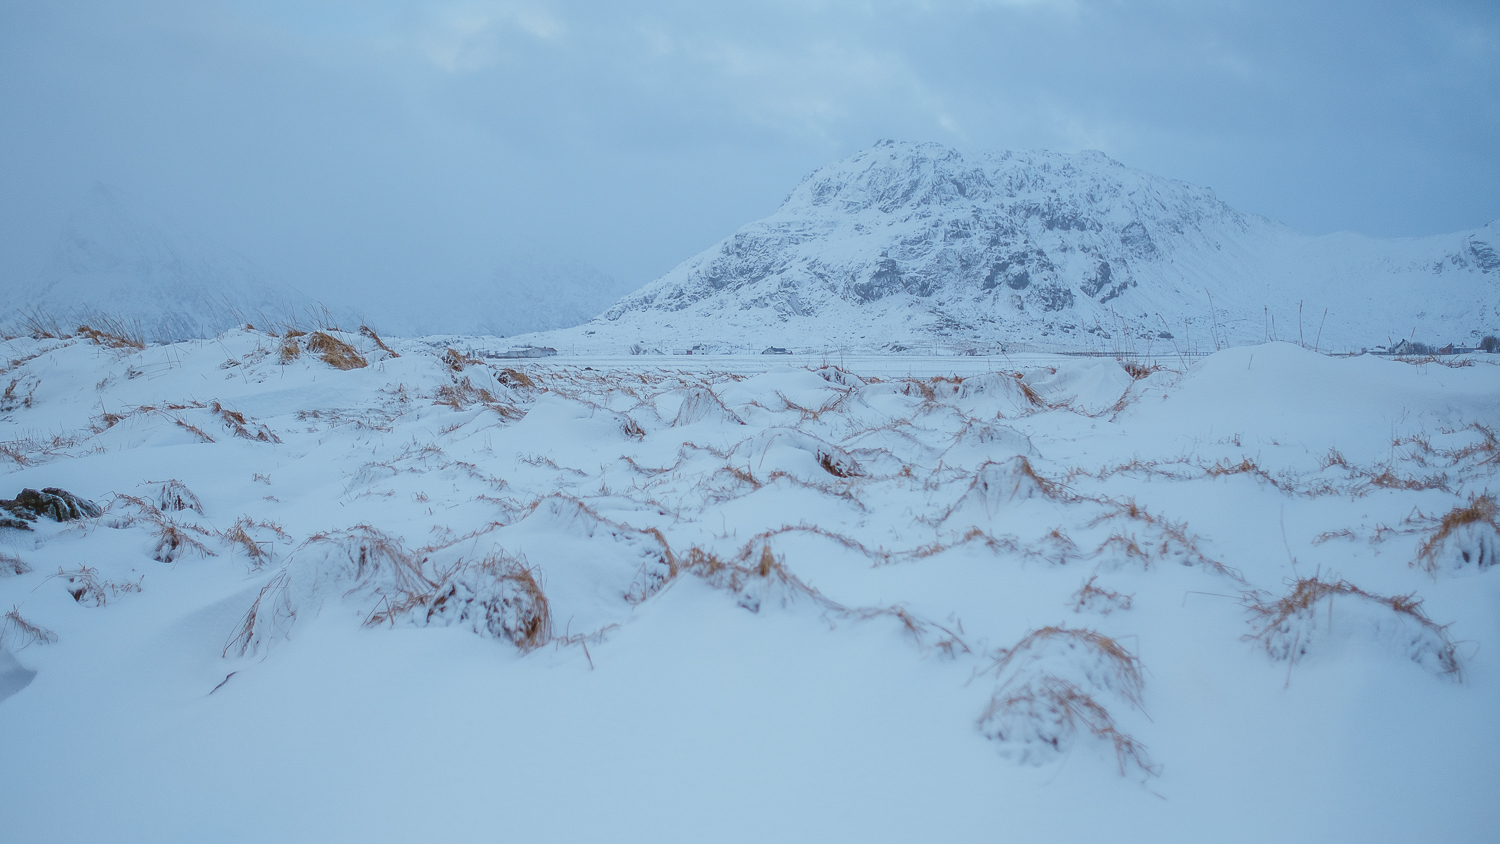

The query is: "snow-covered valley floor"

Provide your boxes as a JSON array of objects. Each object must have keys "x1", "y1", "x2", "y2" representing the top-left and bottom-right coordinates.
[{"x1": 1, "y1": 328, "x2": 1498, "y2": 842}]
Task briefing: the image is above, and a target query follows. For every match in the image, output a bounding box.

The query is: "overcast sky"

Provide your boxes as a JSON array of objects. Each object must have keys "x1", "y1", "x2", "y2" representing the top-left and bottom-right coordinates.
[{"x1": 2, "y1": 0, "x2": 1496, "y2": 297}]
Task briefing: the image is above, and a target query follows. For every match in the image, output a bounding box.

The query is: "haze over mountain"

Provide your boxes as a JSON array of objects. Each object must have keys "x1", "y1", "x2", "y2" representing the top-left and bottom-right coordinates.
[
  {"x1": 8, "y1": 184, "x2": 317, "y2": 341},
  {"x1": 2, "y1": 186, "x2": 628, "y2": 341},
  {"x1": 517, "y1": 141, "x2": 1500, "y2": 354},
  {"x1": 367, "y1": 246, "x2": 633, "y2": 339}
]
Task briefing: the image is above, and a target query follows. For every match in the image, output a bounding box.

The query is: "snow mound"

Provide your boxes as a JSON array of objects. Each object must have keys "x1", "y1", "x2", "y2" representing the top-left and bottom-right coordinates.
[
  {"x1": 230, "y1": 526, "x2": 425, "y2": 655},
  {"x1": 1415, "y1": 494, "x2": 1500, "y2": 573},
  {"x1": 979, "y1": 627, "x2": 1157, "y2": 778},
  {"x1": 672, "y1": 387, "x2": 745, "y2": 427},
  {"x1": 941, "y1": 456, "x2": 1060, "y2": 527},
  {"x1": 728, "y1": 428, "x2": 863, "y2": 483},
  {"x1": 1246, "y1": 576, "x2": 1461, "y2": 679},
  {"x1": 0, "y1": 648, "x2": 37, "y2": 703}
]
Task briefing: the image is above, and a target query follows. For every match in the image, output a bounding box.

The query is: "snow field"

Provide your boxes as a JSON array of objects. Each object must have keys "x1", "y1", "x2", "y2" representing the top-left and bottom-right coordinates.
[{"x1": 1, "y1": 329, "x2": 1498, "y2": 842}]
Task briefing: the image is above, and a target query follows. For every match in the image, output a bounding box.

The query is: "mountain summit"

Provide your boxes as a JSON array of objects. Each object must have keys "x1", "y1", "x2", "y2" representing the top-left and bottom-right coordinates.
[{"x1": 542, "y1": 141, "x2": 1497, "y2": 352}]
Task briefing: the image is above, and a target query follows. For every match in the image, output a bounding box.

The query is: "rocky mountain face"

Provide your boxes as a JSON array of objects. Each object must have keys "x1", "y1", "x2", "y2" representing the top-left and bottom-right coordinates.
[{"x1": 566, "y1": 141, "x2": 1499, "y2": 353}]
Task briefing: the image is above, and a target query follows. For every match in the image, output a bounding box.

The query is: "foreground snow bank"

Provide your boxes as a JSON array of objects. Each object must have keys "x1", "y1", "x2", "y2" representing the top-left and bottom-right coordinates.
[{"x1": 1, "y1": 334, "x2": 1498, "y2": 842}]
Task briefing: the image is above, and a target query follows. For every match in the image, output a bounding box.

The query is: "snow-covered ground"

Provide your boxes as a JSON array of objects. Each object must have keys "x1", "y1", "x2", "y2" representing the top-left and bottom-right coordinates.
[{"x1": 1, "y1": 328, "x2": 1498, "y2": 842}]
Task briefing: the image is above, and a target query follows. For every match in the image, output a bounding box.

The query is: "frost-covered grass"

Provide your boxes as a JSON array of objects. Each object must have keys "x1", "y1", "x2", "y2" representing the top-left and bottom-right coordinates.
[{"x1": 0, "y1": 331, "x2": 1497, "y2": 842}]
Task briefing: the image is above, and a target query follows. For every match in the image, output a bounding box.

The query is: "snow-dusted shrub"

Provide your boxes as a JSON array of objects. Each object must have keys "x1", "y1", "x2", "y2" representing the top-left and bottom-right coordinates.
[
  {"x1": 955, "y1": 371, "x2": 1045, "y2": 414},
  {"x1": 76, "y1": 319, "x2": 146, "y2": 350},
  {"x1": 220, "y1": 516, "x2": 291, "y2": 569},
  {"x1": 1244, "y1": 576, "x2": 1460, "y2": 679},
  {"x1": 522, "y1": 496, "x2": 678, "y2": 605},
  {"x1": 945, "y1": 420, "x2": 1037, "y2": 459},
  {"x1": 146, "y1": 479, "x2": 202, "y2": 514},
  {"x1": 1, "y1": 608, "x2": 57, "y2": 649},
  {"x1": 278, "y1": 330, "x2": 367, "y2": 370},
  {"x1": 1071, "y1": 575, "x2": 1132, "y2": 615},
  {"x1": 728, "y1": 428, "x2": 863, "y2": 484},
  {"x1": 384, "y1": 552, "x2": 552, "y2": 652},
  {"x1": 209, "y1": 402, "x2": 281, "y2": 443},
  {"x1": 57, "y1": 567, "x2": 142, "y2": 607},
  {"x1": 672, "y1": 387, "x2": 744, "y2": 427},
  {"x1": 1415, "y1": 493, "x2": 1499, "y2": 572},
  {"x1": 0, "y1": 552, "x2": 29, "y2": 576},
  {"x1": 149, "y1": 521, "x2": 215, "y2": 563},
  {"x1": 227, "y1": 525, "x2": 427, "y2": 655},
  {"x1": 304, "y1": 331, "x2": 367, "y2": 370},
  {"x1": 978, "y1": 627, "x2": 1157, "y2": 778},
  {"x1": 813, "y1": 365, "x2": 867, "y2": 389},
  {"x1": 358, "y1": 325, "x2": 398, "y2": 359},
  {"x1": 103, "y1": 492, "x2": 216, "y2": 563},
  {"x1": 940, "y1": 456, "x2": 1062, "y2": 528},
  {"x1": 680, "y1": 544, "x2": 829, "y2": 616}
]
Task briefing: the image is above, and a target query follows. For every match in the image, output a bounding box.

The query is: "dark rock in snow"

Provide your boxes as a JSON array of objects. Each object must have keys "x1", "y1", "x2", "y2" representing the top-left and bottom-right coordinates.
[{"x1": 6, "y1": 488, "x2": 103, "y2": 523}]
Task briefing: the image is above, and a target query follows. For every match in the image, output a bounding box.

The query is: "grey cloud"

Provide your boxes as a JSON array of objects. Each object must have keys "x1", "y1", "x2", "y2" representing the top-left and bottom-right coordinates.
[{"x1": 1, "y1": 0, "x2": 1495, "y2": 328}]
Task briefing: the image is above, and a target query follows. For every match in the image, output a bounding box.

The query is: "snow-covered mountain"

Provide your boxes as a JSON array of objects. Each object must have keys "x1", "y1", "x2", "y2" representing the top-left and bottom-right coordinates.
[
  {"x1": 6, "y1": 185, "x2": 318, "y2": 342},
  {"x1": 521, "y1": 141, "x2": 1500, "y2": 353}
]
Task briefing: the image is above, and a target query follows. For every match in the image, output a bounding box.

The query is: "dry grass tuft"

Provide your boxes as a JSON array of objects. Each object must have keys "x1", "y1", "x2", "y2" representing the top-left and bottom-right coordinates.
[
  {"x1": 2, "y1": 375, "x2": 39, "y2": 413},
  {"x1": 2, "y1": 606, "x2": 58, "y2": 648},
  {"x1": 53, "y1": 566, "x2": 143, "y2": 607},
  {"x1": 1205, "y1": 457, "x2": 1264, "y2": 478},
  {"x1": 359, "y1": 325, "x2": 398, "y2": 358},
  {"x1": 151, "y1": 521, "x2": 217, "y2": 563},
  {"x1": 987, "y1": 628, "x2": 1145, "y2": 704},
  {"x1": 1071, "y1": 575, "x2": 1133, "y2": 615},
  {"x1": 1119, "y1": 359, "x2": 1161, "y2": 380},
  {"x1": 1365, "y1": 468, "x2": 1449, "y2": 493},
  {"x1": 1312, "y1": 528, "x2": 1357, "y2": 544},
  {"x1": 1, "y1": 551, "x2": 31, "y2": 576},
  {"x1": 209, "y1": 402, "x2": 281, "y2": 443},
  {"x1": 1320, "y1": 448, "x2": 1350, "y2": 470},
  {"x1": 170, "y1": 416, "x2": 216, "y2": 443},
  {"x1": 76, "y1": 322, "x2": 146, "y2": 350},
  {"x1": 1414, "y1": 493, "x2": 1498, "y2": 572},
  {"x1": 224, "y1": 571, "x2": 291, "y2": 657},
  {"x1": 221, "y1": 517, "x2": 291, "y2": 569},
  {"x1": 148, "y1": 479, "x2": 203, "y2": 514},
  {"x1": 17, "y1": 310, "x2": 70, "y2": 340},
  {"x1": 441, "y1": 348, "x2": 479, "y2": 372},
  {"x1": 305, "y1": 331, "x2": 367, "y2": 370},
  {"x1": 497, "y1": 368, "x2": 536, "y2": 389}
]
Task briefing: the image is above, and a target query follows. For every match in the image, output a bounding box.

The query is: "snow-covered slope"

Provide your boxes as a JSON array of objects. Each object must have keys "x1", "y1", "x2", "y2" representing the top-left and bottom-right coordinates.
[
  {"x1": 520, "y1": 141, "x2": 1500, "y2": 353},
  {"x1": 1, "y1": 333, "x2": 1498, "y2": 841}
]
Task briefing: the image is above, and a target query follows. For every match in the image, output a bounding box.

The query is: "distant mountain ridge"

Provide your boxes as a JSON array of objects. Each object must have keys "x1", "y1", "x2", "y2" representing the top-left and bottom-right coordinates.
[{"x1": 525, "y1": 140, "x2": 1498, "y2": 353}]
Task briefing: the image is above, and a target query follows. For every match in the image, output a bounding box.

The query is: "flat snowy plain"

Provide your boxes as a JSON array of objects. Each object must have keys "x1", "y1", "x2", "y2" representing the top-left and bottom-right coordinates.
[{"x1": 1, "y1": 328, "x2": 1497, "y2": 843}]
